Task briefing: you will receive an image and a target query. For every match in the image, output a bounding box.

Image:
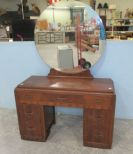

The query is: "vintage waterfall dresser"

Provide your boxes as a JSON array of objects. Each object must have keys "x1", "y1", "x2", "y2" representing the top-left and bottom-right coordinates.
[{"x1": 15, "y1": 69, "x2": 116, "y2": 149}]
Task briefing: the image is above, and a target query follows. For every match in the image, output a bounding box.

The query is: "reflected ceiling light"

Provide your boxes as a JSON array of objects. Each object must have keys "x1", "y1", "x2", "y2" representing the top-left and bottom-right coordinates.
[
  {"x1": 48, "y1": 6, "x2": 69, "y2": 9},
  {"x1": 73, "y1": 6, "x2": 85, "y2": 8}
]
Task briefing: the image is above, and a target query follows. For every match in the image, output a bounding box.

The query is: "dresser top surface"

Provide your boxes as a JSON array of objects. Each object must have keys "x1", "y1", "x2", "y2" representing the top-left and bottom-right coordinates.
[{"x1": 17, "y1": 76, "x2": 115, "y2": 93}]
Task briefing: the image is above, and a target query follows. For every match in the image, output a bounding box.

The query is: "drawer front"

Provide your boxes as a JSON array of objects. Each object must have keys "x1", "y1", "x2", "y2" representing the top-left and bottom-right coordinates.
[
  {"x1": 40, "y1": 93, "x2": 84, "y2": 107},
  {"x1": 54, "y1": 32, "x2": 63, "y2": 37},
  {"x1": 38, "y1": 37, "x2": 50, "y2": 43},
  {"x1": 84, "y1": 94, "x2": 114, "y2": 109},
  {"x1": 38, "y1": 33, "x2": 50, "y2": 37},
  {"x1": 38, "y1": 40, "x2": 50, "y2": 44},
  {"x1": 83, "y1": 108, "x2": 114, "y2": 149},
  {"x1": 16, "y1": 90, "x2": 115, "y2": 109},
  {"x1": 17, "y1": 91, "x2": 36, "y2": 102},
  {"x1": 17, "y1": 104, "x2": 45, "y2": 141},
  {"x1": 54, "y1": 39, "x2": 63, "y2": 43},
  {"x1": 17, "y1": 90, "x2": 84, "y2": 107}
]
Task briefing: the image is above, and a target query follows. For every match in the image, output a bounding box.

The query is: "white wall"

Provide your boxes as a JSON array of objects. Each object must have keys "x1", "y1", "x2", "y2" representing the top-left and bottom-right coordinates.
[
  {"x1": 28, "y1": 0, "x2": 47, "y2": 12},
  {"x1": 91, "y1": 40, "x2": 133, "y2": 119},
  {"x1": 79, "y1": 0, "x2": 90, "y2": 5},
  {"x1": 40, "y1": 8, "x2": 71, "y2": 25},
  {"x1": 0, "y1": 42, "x2": 50, "y2": 108},
  {"x1": 0, "y1": 40, "x2": 133, "y2": 119}
]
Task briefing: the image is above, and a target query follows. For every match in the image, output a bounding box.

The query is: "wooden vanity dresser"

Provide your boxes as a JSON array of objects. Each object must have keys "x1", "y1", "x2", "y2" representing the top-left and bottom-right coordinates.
[{"x1": 15, "y1": 69, "x2": 116, "y2": 149}]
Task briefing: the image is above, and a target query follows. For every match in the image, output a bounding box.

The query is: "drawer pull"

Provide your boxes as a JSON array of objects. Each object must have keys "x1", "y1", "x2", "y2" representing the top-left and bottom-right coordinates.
[
  {"x1": 23, "y1": 105, "x2": 33, "y2": 114},
  {"x1": 24, "y1": 95, "x2": 33, "y2": 100},
  {"x1": 95, "y1": 99, "x2": 103, "y2": 103},
  {"x1": 49, "y1": 97, "x2": 73, "y2": 103},
  {"x1": 27, "y1": 127, "x2": 35, "y2": 131},
  {"x1": 50, "y1": 97, "x2": 67, "y2": 101},
  {"x1": 25, "y1": 112, "x2": 33, "y2": 117},
  {"x1": 56, "y1": 97, "x2": 66, "y2": 101}
]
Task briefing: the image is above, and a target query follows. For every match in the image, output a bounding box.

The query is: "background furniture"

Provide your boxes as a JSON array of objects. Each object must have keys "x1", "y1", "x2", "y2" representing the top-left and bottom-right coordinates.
[
  {"x1": 12, "y1": 20, "x2": 35, "y2": 41},
  {"x1": 35, "y1": 31, "x2": 64, "y2": 44},
  {"x1": 35, "y1": 31, "x2": 76, "y2": 44},
  {"x1": 15, "y1": 69, "x2": 116, "y2": 149},
  {"x1": 0, "y1": 26, "x2": 9, "y2": 41}
]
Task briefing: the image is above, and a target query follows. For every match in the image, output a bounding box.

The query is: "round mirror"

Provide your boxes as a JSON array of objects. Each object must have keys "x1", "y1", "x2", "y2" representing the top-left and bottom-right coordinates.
[{"x1": 35, "y1": 0, "x2": 106, "y2": 70}]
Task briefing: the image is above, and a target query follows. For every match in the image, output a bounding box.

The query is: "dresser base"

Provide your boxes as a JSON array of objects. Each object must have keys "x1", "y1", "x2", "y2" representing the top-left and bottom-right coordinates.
[
  {"x1": 15, "y1": 69, "x2": 115, "y2": 149},
  {"x1": 16, "y1": 103, "x2": 55, "y2": 141}
]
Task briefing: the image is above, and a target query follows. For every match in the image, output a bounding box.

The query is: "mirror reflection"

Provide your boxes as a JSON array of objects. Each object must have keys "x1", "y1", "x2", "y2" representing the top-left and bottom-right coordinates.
[{"x1": 35, "y1": 0, "x2": 106, "y2": 70}]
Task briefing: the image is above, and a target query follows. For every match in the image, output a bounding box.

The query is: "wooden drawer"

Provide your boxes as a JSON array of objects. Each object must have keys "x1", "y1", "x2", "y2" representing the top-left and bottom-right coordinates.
[
  {"x1": 16, "y1": 103, "x2": 55, "y2": 141},
  {"x1": 17, "y1": 90, "x2": 84, "y2": 108},
  {"x1": 38, "y1": 33, "x2": 50, "y2": 37},
  {"x1": 54, "y1": 32, "x2": 63, "y2": 37},
  {"x1": 54, "y1": 39, "x2": 63, "y2": 43},
  {"x1": 16, "y1": 90, "x2": 114, "y2": 109},
  {"x1": 39, "y1": 93, "x2": 84, "y2": 107},
  {"x1": 84, "y1": 94, "x2": 114, "y2": 109},
  {"x1": 17, "y1": 104, "x2": 45, "y2": 141},
  {"x1": 83, "y1": 108, "x2": 114, "y2": 149},
  {"x1": 17, "y1": 91, "x2": 37, "y2": 102}
]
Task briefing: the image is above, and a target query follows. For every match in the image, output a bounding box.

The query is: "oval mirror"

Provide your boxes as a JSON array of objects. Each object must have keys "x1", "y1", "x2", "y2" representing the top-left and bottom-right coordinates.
[{"x1": 35, "y1": 0, "x2": 106, "y2": 70}]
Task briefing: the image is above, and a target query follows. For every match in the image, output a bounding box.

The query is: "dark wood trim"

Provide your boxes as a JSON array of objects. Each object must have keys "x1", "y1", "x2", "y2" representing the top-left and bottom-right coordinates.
[{"x1": 48, "y1": 68, "x2": 93, "y2": 78}]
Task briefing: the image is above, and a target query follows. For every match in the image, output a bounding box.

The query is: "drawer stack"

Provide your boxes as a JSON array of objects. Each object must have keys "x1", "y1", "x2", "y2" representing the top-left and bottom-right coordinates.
[{"x1": 15, "y1": 91, "x2": 55, "y2": 141}]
